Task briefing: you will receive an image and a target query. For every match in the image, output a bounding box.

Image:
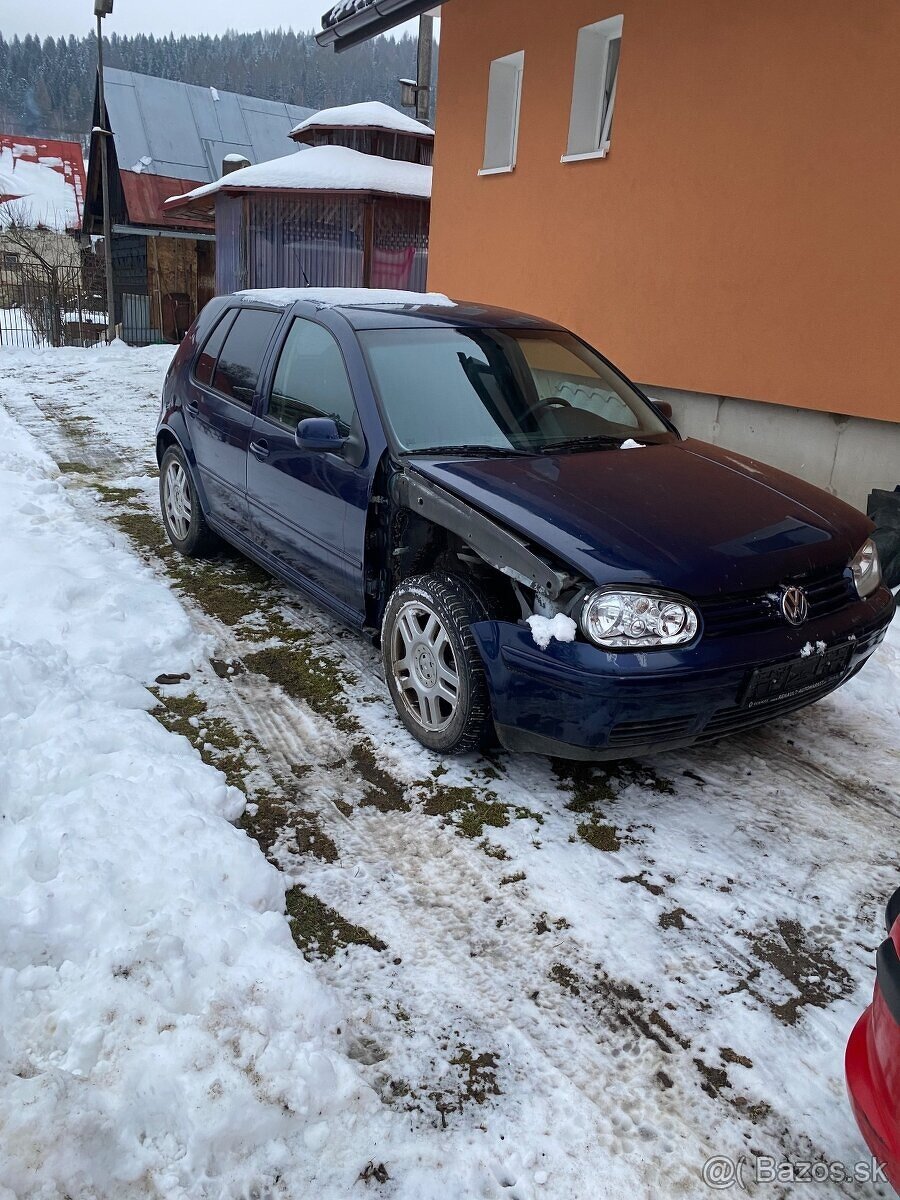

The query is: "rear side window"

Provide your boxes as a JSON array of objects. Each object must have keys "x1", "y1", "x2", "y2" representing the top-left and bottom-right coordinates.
[
  {"x1": 212, "y1": 308, "x2": 281, "y2": 406},
  {"x1": 267, "y1": 317, "x2": 356, "y2": 435},
  {"x1": 194, "y1": 310, "x2": 234, "y2": 385}
]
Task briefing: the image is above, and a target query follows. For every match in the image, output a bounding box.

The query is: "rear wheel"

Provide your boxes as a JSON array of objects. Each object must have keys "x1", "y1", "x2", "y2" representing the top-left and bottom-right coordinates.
[
  {"x1": 381, "y1": 573, "x2": 493, "y2": 754},
  {"x1": 159, "y1": 445, "x2": 219, "y2": 557}
]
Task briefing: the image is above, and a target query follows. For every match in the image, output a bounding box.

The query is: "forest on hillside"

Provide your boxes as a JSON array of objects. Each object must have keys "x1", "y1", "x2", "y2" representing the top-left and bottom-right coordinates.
[{"x1": 0, "y1": 28, "x2": 420, "y2": 140}]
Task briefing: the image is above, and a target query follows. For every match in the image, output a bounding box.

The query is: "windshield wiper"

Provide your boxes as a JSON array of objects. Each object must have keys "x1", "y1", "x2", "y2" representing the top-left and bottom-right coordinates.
[
  {"x1": 537, "y1": 434, "x2": 625, "y2": 454},
  {"x1": 403, "y1": 444, "x2": 532, "y2": 458}
]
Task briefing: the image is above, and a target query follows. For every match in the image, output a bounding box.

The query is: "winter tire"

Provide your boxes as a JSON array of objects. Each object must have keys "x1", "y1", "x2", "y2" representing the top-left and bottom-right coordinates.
[
  {"x1": 381, "y1": 573, "x2": 493, "y2": 754},
  {"x1": 159, "y1": 445, "x2": 219, "y2": 558}
]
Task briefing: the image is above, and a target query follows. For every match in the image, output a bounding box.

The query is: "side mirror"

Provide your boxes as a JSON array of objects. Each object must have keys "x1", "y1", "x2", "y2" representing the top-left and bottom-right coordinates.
[
  {"x1": 295, "y1": 417, "x2": 345, "y2": 452},
  {"x1": 651, "y1": 397, "x2": 673, "y2": 420}
]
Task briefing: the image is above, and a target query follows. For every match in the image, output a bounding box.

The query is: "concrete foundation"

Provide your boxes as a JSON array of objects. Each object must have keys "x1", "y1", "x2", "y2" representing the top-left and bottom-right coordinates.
[{"x1": 643, "y1": 384, "x2": 900, "y2": 515}]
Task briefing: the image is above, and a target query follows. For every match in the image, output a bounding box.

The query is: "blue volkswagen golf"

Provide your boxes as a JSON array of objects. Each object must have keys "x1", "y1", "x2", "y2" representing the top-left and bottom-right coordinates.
[{"x1": 156, "y1": 290, "x2": 895, "y2": 759}]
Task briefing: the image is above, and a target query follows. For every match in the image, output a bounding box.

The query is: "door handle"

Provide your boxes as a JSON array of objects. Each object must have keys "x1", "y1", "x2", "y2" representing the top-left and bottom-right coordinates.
[
  {"x1": 249, "y1": 438, "x2": 270, "y2": 460},
  {"x1": 185, "y1": 399, "x2": 199, "y2": 415}
]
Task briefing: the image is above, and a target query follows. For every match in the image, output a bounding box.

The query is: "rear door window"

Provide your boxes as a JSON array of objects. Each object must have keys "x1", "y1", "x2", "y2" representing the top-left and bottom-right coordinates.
[
  {"x1": 267, "y1": 317, "x2": 357, "y2": 435},
  {"x1": 193, "y1": 310, "x2": 235, "y2": 385},
  {"x1": 212, "y1": 308, "x2": 281, "y2": 406}
]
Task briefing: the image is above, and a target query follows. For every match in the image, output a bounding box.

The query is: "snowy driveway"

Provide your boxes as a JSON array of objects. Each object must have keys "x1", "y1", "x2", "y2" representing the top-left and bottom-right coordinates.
[{"x1": 1, "y1": 344, "x2": 898, "y2": 1199}]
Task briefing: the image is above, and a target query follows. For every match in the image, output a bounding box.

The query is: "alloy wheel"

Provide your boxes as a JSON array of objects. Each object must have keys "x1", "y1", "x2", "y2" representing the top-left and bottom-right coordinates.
[
  {"x1": 389, "y1": 600, "x2": 461, "y2": 732},
  {"x1": 164, "y1": 458, "x2": 192, "y2": 541}
]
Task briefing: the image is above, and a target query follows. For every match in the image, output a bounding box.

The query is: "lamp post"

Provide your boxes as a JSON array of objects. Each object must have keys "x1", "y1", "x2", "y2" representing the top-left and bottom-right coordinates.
[{"x1": 95, "y1": 0, "x2": 115, "y2": 342}]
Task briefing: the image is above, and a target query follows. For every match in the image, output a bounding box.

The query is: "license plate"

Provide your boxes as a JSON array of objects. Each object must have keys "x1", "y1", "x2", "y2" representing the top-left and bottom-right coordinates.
[{"x1": 743, "y1": 643, "x2": 853, "y2": 708}]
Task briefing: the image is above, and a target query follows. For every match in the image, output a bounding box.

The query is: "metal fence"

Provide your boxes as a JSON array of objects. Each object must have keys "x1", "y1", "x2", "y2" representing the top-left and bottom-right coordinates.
[{"x1": 0, "y1": 250, "x2": 108, "y2": 349}]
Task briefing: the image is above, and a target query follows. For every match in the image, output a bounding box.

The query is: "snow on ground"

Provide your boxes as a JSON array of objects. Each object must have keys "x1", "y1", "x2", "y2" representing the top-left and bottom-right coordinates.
[
  {"x1": 0, "y1": 383, "x2": 390, "y2": 1197},
  {"x1": 1, "y1": 343, "x2": 898, "y2": 1200}
]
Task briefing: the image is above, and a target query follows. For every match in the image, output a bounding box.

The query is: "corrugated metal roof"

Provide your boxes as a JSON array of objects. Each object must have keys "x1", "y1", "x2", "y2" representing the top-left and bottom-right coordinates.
[
  {"x1": 104, "y1": 68, "x2": 315, "y2": 186},
  {"x1": 119, "y1": 171, "x2": 215, "y2": 231},
  {"x1": 0, "y1": 135, "x2": 85, "y2": 230}
]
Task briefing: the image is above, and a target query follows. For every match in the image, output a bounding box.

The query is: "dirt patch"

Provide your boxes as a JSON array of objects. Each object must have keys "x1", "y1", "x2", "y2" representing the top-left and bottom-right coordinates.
[
  {"x1": 620, "y1": 871, "x2": 665, "y2": 896},
  {"x1": 746, "y1": 918, "x2": 854, "y2": 1025},
  {"x1": 659, "y1": 907, "x2": 692, "y2": 931},
  {"x1": 284, "y1": 886, "x2": 385, "y2": 958}
]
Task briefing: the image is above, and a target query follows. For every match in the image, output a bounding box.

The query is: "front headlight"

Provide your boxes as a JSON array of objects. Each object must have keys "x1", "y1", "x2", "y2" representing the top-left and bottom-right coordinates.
[
  {"x1": 850, "y1": 537, "x2": 882, "y2": 598},
  {"x1": 581, "y1": 588, "x2": 699, "y2": 649}
]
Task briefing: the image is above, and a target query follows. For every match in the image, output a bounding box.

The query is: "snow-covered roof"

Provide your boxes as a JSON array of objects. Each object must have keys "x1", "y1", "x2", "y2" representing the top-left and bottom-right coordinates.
[
  {"x1": 0, "y1": 137, "x2": 85, "y2": 232},
  {"x1": 237, "y1": 287, "x2": 454, "y2": 308},
  {"x1": 165, "y1": 144, "x2": 431, "y2": 209},
  {"x1": 290, "y1": 101, "x2": 433, "y2": 140}
]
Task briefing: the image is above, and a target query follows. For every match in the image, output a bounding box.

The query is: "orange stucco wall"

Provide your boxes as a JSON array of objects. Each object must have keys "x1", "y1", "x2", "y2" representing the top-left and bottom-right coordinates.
[{"x1": 427, "y1": 0, "x2": 900, "y2": 424}]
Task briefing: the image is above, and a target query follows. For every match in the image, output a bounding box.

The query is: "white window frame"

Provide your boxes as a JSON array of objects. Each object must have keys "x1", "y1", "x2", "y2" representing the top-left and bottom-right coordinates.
[
  {"x1": 479, "y1": 50, "x2": 525, "y2": 176},
  {"x1": 562, "y1": 15, "x2": 623, "y2": 163}
]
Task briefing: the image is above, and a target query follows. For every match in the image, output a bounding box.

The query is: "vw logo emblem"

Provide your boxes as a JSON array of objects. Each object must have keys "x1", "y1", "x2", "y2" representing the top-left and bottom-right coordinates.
[{"x1": 780, "y1": 585, "x2": 809, "y2": 626}]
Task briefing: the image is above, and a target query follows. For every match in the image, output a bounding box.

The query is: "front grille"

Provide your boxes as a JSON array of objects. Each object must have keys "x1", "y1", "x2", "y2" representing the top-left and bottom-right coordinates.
[
  {"x1": 699, "y1": 567, "x2": 854, "y2": 638},
  {"x1": 607, "y1": 714, "x2": 696, "y2": 747},
  {"x1": 699, "y1": 675, "x2": 846, "y2": 741}
]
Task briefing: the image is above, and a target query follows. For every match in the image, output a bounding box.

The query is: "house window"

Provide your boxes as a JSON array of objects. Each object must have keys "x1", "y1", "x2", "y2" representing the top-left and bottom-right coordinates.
[
  {"x1": 3, "y1": 252, "x2": 19, "y2": 267},
  {"x1": 479, "y1": 50, "x2": 525, "y2": 175},
  {"x1": 564, "y1": 15, "x2": 623, "y2": 162}
]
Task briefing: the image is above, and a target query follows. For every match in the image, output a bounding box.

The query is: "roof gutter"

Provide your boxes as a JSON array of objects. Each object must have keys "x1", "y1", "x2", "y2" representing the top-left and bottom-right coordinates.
[{"x1": 316, "y1": 0, "x2": 444, "y2": 52}]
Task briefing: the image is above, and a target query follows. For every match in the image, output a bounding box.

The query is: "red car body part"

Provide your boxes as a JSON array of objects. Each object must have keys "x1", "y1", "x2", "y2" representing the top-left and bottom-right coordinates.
[{"x1": 846, "y1": 886, "x2": 900, "y2": 1194}]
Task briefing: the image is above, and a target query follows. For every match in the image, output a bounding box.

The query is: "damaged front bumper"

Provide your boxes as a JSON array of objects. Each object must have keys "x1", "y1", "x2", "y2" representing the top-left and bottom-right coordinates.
[{"x1": 470, "y1": 585, "x2": 896, "y2": 759}]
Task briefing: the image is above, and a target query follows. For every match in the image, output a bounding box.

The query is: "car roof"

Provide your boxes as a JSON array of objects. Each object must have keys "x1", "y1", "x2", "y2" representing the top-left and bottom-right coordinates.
[
  {"x1": 330, "y1": 301, "x2": 563, "y2": 332},
  {"x1": 231, "y1": 290, "x2": 564, "y2": 333}
]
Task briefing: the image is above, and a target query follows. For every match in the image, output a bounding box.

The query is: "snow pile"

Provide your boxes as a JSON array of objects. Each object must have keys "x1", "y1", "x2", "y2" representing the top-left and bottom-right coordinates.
[
  {"x1": 0, "y1": 145, "x2": 81, "y2": 231},
  {"x1": 620, "y1": 438, "x2": 645, "y2": 450},
  {"x1": 0, "y1": 404, "x2": 378, "y2": 1196},
  {"x1": 290, "y1": 101, "x2": 433, "y2": 139},
  {"x1": 238, "y1": 286, "x2": 454, "y2": 309},
  {"x1": 526, "y1": 613, "x2": 578, "y2": 650},
  {"x1": 166, "y1": 144, "x2": 432, "y2": 208}
]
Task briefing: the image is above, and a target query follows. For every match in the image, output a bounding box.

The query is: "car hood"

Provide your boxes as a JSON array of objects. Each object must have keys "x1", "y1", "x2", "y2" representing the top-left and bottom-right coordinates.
[{"x1": 407, "y1": 439, "x2": 871, "y2": 597}]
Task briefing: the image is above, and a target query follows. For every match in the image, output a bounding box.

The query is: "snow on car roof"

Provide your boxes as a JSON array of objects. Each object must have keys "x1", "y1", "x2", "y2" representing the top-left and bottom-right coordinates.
[
  {"x1": 165, "y1": 144, "x2": 431, "y2": 207},
  {"x1": 290, "y1": 101, "x2": 433, "y2": 140},
  {"x1": 236, "y1": 287, "x2": 455, "y2": 309}
]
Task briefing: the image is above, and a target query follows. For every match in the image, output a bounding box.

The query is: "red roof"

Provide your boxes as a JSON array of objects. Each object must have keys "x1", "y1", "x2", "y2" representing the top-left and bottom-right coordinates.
[
  {"x1": 120, "y1": 170, "x2": 215, "y2": 232},
  {"x1": 0, "y1": 135, "x2": 86, "y2": 230}
]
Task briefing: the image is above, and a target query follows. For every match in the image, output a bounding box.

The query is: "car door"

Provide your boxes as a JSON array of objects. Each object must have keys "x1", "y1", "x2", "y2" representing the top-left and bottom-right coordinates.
[
  {"x1": 247, "y1": 315, "x2": 370, "y2": 617},
  {"x1": 185, "y1": 305, "x2": 282, "y2": 538}
]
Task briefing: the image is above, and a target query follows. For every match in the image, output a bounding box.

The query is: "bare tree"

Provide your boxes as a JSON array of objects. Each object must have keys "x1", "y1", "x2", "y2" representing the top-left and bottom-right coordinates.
[{"x1": 0, "y1": 201, "x2": 83, "y2": 346}]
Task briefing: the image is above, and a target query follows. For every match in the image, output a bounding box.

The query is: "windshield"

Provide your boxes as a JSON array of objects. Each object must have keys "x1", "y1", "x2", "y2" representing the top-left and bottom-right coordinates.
[{"x1": 359, "y1": 326, "x2": 668, "y2": 454}]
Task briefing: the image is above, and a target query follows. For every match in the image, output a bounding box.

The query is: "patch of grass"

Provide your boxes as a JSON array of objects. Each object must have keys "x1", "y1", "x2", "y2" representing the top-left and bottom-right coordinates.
[
  {"x1": 284, "y1": 886, "x2": 385, "y2": 958},
  {"x1": 111, "y1": 508, "x2": 169, "y2": 554},
  {"x1": 500, "y1": 871, "x2": 526, "y2": 886},
  {"x1": 423, "y1": 784, "x2": 542, "y2": 840},
  {"x1": 480, "y1": 841, "x2": 509, "y2": 861},
  {"x1": 167, "y1": 557, "x2": 273, "y2": 628},
  {"x1": 94, "y1": 483, "x2": 141, "y2": 505},
  {"x1": 240, "y1": 788, "x2": 338, "y2": 865},
  {"x1": 352, "y1": 742, "x2": 409, "y2": 812},
  {"x1": 243, "y1": 641, "x2": 353, "y2": 727},
  {"x1": 575, "y1": 815, "x2": 621, "y2": 852},
  {"x1": 150, "y1": 690, "x2": 251, "y2": 791},
  {"x1": 57, "y1": 460, "x2": 93, "y2": 475}
]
